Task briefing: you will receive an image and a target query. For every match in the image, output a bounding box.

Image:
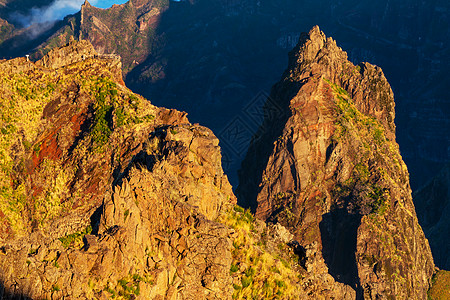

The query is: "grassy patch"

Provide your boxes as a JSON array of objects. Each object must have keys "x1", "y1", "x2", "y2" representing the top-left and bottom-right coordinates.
[
  {"x1": 230, "y1": 264, "x2": 239, "y2": 273},
  {"x1": 220, "y1": 207, "x2": 301, "y2": 299},
  {"x1": 116, "y1": 273, "x2": 152, "y2": 299},
  {"x1": 52, "y1": 284, "x2": 60, "y2": 292},
  {"x1": 428, "y1": 270, "x2": 450, "y2": 300},
  {"x1": 33, "y1": 159, "x2": 72, "y2": 225},
  {"x1": 369, "y1": 186, "x2": 388, "y2": 215},
  {"x1": 58, "y1": 225, "x2": 93, "y2": 248},
  {"x1": 89, "y1": 78, "x2": 117, "y2": 149},
  {"x1": 88, "y1": 78, "x2": 155, "y2": 145},
  {"x1": 0, "y1": 69, "x2": 59, "y2": 235},
  {"x1": 124, "y1": 209, "x2": 130, "y2": 221}
]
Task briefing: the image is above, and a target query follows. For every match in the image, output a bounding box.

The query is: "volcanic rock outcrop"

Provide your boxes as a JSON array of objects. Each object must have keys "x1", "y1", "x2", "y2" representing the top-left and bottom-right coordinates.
[
  {"x1": 0, "y1": 40, "x2": 236, "y2": 299},
  {"x1": 238, "y1": 26, "x2": 435, "y2": 299},
  {"x1": 0, "y1": 28, "x2": 443, "y2": 299}
]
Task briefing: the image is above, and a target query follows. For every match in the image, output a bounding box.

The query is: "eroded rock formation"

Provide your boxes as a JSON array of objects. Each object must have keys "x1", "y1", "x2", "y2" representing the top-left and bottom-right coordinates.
[
  {"x1": 0, "y1": 40, "x2": 235, "y2": 298},
  {"x1": 238, "y1": 26, "x2": 435, "y2": 299},
  {"x1": 0, "y1": 28, "x2": 442, "y2": 299}
]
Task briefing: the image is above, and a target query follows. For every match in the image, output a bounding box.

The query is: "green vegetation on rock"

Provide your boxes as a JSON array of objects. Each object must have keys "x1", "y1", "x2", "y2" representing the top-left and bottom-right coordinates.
[
  {"x1": 325, "y1": 78, "x2": 404, "y2": 216},
  {"x1": 88, "y1": 77, "x2": 155, "y2": 151},
  {"x1": 59, "y1": 225, "x2": 92, "y2": 248},
  {"x1": 0, "y1": 66, "x2": 59, "y2": 235},
  {"x1": 428, "y1": 270, "x2": 450, "y2": 300},
  {"x1": 0, "y1": 44, "x2": 157, "y2": 239},
  {"x1": 221, "y1": 206, "x2": 303, "y2": 299},
  {"x1": 89, "y1": 78, "x2": 116, "y2": 149}
]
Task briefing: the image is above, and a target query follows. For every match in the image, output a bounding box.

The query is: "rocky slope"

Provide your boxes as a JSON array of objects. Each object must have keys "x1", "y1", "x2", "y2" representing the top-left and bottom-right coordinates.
[
  {"x1": 0, "y1": 29, "x2": 445, "y2": 300},
  {"x1": 0, "y1": 37, "x2": 360, "y2": 300},
  {"x1": 0, "y1": 40, "x2": 237, "y2": 298},
  {"x1": 0, "y1": 37, "x2": 370, "y2": 300},
  {"x1": 414, "y1": 163, "x2": 450, "y2": 270},
  {"x1": 238, "y1": 26, "x2": 435, "y2": 299}
]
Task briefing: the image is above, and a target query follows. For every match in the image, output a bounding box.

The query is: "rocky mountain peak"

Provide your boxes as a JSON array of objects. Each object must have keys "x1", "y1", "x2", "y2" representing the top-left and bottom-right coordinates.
[
  {"x1": 238, "y1": 26, "x2": 434, "y2": 299},
  {"x1": 286, "y1": 26, "x2": 396, "y2": 141},
  {"x1": 287, "y1": 25, "x2": 348, "y2": 77},
  {"x1": 71, "y1": 0, "x2": 164, "y2": 74}
]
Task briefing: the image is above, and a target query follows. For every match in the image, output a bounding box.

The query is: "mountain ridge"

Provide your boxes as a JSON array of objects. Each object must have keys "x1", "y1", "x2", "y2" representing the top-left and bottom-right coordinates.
[
  {"x1": 0, "y1": 39, "x2": 238, "y2": 298},
  {"x1": 1, "y1": 0, "x2": 449, "y2": 192},
  {"x1": 0, "y1": 26, "x2": 446, "y2": 299}
]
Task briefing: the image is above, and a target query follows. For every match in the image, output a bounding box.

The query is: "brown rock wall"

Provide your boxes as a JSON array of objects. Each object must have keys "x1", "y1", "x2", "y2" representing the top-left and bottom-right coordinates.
[
  {"x1": 239, "y1": 26, "x2": 434, "y2": 299},
  {"x1": 0, "y1": 40, "x2": 235, "y2": 299}
]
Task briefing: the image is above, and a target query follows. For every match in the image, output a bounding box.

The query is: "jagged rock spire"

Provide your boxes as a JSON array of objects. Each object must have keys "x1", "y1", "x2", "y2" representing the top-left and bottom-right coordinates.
[
  {"x1": 238, "y1": 26, "x2": 434, "y2": 299},
  {"x1": 286, "y1": 26, "x2": 396, "y2": 140}
]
